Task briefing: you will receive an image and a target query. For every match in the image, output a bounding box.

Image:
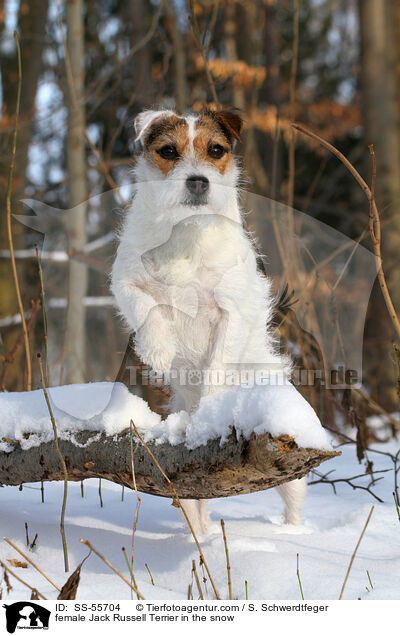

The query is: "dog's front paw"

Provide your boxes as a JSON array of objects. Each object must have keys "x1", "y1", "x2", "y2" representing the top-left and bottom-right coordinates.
[{"x1": 135, "y1": 330, "x2": 176, "y2": 372}]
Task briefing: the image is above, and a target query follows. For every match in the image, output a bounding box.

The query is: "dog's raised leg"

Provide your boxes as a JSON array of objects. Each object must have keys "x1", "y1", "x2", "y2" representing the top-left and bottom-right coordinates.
[
  {"x1": 179, "y1": 499, "x2": 210, "y2": 535},
  {"x1": 275, "y1": 476, "x2": 307, "y2": 525}
]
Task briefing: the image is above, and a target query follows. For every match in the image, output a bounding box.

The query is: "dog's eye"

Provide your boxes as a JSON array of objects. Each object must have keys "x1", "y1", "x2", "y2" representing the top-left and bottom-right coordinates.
[
  {"x1": 157, "y1": 145, "x2": 179, "y2": 160},
  {"x1": 208, "y1": 144, "x2": 226, "y2": 159}
]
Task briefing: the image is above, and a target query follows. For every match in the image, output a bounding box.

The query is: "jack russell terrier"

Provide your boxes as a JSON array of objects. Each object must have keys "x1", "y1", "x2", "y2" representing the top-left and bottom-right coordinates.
[{"x1": 111, "y1": 109, "x2": 307, "y2": 534}]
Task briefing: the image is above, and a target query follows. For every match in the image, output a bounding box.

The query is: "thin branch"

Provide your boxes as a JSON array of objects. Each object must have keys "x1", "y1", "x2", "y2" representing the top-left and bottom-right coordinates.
[
  {"x1": 292, "y1": 122, "x2": 400, "y2": 341},
  {"x1": 5, "y1": 32, "x2": 31, "y2": 390},
  {"x1": 338, "y1": 506, "x2": 374, "y2": 600},
  {"x1": 35, "y1": 246, "x2": 50, "y2": 385},
  {"x1": 310, "y1": 467, "x2": 388, "y2": 503}
]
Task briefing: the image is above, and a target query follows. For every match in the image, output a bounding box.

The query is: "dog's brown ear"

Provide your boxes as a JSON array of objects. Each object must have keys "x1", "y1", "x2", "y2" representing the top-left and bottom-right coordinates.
[{"x1": 214, "y1": 111, "x2": 243, "y2": 143}]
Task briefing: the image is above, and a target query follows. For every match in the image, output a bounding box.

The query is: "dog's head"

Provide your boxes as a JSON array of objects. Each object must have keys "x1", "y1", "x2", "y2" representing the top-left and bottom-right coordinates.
[{"x1": 133, "y1": 109, "x2": 243, "y2": 217}]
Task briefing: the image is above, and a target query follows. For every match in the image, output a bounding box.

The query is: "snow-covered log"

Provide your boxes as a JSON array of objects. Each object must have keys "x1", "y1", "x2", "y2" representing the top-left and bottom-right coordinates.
[{"x1": 0, "y1": 429, "x2": 339, "y2": 498}]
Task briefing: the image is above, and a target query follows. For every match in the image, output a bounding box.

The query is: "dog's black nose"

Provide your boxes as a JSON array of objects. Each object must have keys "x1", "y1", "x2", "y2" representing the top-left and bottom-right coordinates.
[{"x1": 186, "y1": 175, "x2": 209, "y2": 195}]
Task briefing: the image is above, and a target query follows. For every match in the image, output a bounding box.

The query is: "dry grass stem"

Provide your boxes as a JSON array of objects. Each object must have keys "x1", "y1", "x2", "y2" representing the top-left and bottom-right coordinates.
[
  {"x1": 5, "y1": 32, "x2": 32, "y2": 391},
  {"x1": 38, "y1": 354, "x2": 69, "y2": 572},
  {"x1": 191, "y1": 560, "x2": 204, "y2": 600},
  {"x1": 296, "y1": 553, "x2": 304, "y2": 600},
  {"x1": 79, "y1": 539, "x2": 144, "y2": 599},
  {"x1": 0, "y1": 559, "x2": 46, "y2": 600},
  {"x1": 338, "y1": 505, "x2": 374, "y2": 600},
  {"x1": 121, "y1": 547, "x2": 140, "y2": 598},
  {"x1": 129, "y1": 420, "x2": 141, "y2": 599},
  {"x1": 220, "y1": 519, "x2": 232, "y2": 600},
  {"x1": 144, "y1": 562, "x2": 155, "y2": 586},
  {"x1": 3, "y1": 537, "x2": 60, "y2": 591}
]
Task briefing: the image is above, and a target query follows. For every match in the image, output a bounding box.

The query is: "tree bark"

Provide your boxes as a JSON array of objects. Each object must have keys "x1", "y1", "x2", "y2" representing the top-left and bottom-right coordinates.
[
  {"x1": 0, "y1": 430, "x2": 339, "y2": 499},
  {"x1": 63, "y1": 0, "x2": 88, "y2": 384}
]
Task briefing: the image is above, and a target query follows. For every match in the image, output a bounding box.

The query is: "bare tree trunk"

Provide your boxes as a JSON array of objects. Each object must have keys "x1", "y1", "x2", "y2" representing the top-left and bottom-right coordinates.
[
  {"x1": 359, "y1": 0, "x2": 400, "y2": 409},
  {"x1": 63, "y1": 0, "x2": 87, "y2": 384}
]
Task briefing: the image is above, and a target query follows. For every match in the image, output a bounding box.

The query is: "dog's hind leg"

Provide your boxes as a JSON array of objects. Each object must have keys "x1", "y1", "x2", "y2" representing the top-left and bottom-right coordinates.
[
  {"x1": 179, "y1": 499, "x2": 210, "y2": 535},
  {"x1": 275, "y1": 477, "x2": 307, "y2": 525}
]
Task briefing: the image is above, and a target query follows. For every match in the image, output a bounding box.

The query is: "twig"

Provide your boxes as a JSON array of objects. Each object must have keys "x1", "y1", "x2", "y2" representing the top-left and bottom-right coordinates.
[
  {"x1": 394, "y1": 344, "x2": 400, "y2": 400},
  {"x1": 25, "y1": 522, "x2": 30, "y2": 548},
  {"x1": 245, "y1": 580, "x2": 248, "y2": 600},
  {"x1": 366, "y1": 570, "x2": 374, "y2": 590},
  {"x1": 5, "y1": 32, "x2": 32, "y2": 391},
  {"x1": 98, "y1": 479, "x2": 103, "y2": 508},
  {"x1": 292, "y1": 123, "x2": 400, "y2": 340},
  {"x1": 0, "y1": 559, "x2": 46, "y2": 600},
  {"x1": 3, "y1": 538, "x2": 60, "y2": 591},
  {"x1": 191, "y1": 560, "x2": 203, "y2": 600},
  {"x1": 144, "y1": 563, "x2": 155, "y2": 586},
  {"x1": 393, "y1": 491, "x2": 400, "y2": 523},
  {"x1": 79, "y1": 539, "x2": 144, "y2": 599},
  {"x1": 130, "y1": 420, "x2": 220, "y2": 599},
  {"x1": 35, "y1": 245, "x2": 51, "y2": 385},
  {"x1": 296, "y1": 553, "x2": 304, "y2": 600},
  {"x1": 310, "y1": 468, "x2": 387, "y2": 503},
  {"x1": 220, "y1": 519, "x2": 232, "y2": 600},
  {"x1": 115, "y1": 335, "x2": 133, "y2": 383},
  {"x1": 38, "y1": 354, "x2": 69, "y2": 572},
  {"x1": 338, "y1": 505, "x2": 374, "y2": 599},
  {"x1": 30, "y1": 534, "x2": 38, "y2": 551}
]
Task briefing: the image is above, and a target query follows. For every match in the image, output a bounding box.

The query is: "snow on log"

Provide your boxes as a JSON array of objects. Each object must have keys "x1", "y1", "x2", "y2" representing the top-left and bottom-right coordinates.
[{"x1": 0, "y1": 429, "x2": 340, "y2": 498}]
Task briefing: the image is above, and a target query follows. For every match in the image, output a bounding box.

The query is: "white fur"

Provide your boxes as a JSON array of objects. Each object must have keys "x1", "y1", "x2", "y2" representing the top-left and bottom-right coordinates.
[{"x1": 111, "y1": 110, "x2": 306, "y2": 534}]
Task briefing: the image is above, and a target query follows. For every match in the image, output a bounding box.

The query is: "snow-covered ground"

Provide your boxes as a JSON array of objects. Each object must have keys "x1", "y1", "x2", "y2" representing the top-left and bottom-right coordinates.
[{"x1": 0, "y1": 440, "x2": 399, "y2": 600}]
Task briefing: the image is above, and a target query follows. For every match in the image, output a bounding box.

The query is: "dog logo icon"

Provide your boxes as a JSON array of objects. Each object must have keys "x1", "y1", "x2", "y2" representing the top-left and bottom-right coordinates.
[{"x1": 3, "y1": 602, "x2": 50, "y2": 633}]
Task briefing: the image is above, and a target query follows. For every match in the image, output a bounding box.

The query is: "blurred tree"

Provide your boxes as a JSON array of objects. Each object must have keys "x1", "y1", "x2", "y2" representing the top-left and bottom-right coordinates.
[
  {"x1": 359, "y1": 0, "x2": 400, "y2": 409},
  {"x1": 63, "y1": 0, "x2": 88, "y2": 384},
  {"x1": 0, "y1": 1, "x2": 49, "y2": 390}
]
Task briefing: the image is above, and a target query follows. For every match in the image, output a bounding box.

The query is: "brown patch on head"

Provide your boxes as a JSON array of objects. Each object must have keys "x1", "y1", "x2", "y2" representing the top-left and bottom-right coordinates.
[
  {"x1": 143, "y1": 115, "x2": 189, "y2": 176},
  {"x1": 194, "y1": 112, "x2": 239, "y2": 175}
]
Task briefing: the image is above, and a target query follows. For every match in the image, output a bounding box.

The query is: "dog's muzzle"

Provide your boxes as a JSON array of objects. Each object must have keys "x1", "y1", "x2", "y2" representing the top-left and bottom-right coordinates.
[{"x1": 185, "y1": 175, "x2": 209, "y2": 205}]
